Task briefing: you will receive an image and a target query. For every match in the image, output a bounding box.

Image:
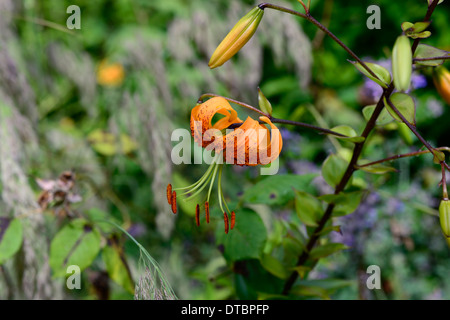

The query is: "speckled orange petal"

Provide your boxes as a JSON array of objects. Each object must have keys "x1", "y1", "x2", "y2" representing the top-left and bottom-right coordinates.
[
  {"x1": 222, "y1": 116, "x2": 282, "y2": 166},
  {"x1": 190, "y1": 97, "x2": 242, "y2": 148},
  {"x1": 257, "y1": 116, "x2": 283, "y2": 165}
]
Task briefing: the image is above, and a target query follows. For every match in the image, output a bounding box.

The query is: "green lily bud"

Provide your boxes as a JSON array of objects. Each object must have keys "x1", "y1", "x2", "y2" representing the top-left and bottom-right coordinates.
[
  {"x1": 392, "y1": 35, "x2": 412, "y2": 92},
  {"x1": 439, "y1": 199, "x2": 450, "y2": 238},
  {"x1": 209, "y1": 7, "x2": 264, "y2": 69}
]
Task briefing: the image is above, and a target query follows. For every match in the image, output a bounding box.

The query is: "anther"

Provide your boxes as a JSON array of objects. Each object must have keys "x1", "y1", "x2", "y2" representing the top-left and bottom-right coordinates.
[
  {"x1": 224, "y1": 212, "x2": 229, "y2": 234},
  {"x1": 205, "y1": 202, "x2": 210, "y2": 224},
  {"x1": 171, "y1": 191, "x2": 177, "y2": 214},
  {"x1": 166, "y1": 184, "x2": 173, "y2": 205},
  {"x1": 195, "y1": 204, "x2": 200, "y2": 227}
]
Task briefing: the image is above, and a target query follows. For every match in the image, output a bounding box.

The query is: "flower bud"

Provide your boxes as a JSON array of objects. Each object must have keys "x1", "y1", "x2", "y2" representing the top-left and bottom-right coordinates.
[
  {"x1": 433, "y1": 66, "x2": 450, "y2": 105},
  {"x1": 392, "y1": 35, "x2": 412, "y2": 91},
  {"x1": 209, "y1": 7, "x2": 264, "y2": 69},
  {"x1": 439, "y1": 199, "x2": 450, "y2": 238}
]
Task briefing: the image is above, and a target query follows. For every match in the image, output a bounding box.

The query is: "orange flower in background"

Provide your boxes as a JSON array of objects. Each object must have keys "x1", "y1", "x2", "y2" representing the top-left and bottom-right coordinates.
[
  {"x1": 97, "y1": 60, "x2": 125, "y2": 87},
  {"x1": 168, "y1": 96, "x2": 283, "y2": 233},
  {"x1": 433, "y1": 66, "x2": 450, "y2": 105}
]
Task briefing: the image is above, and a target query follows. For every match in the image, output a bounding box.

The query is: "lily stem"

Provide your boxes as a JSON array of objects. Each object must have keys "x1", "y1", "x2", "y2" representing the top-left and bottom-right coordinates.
[
  {"x1": 357, "y1": 147, "x2": 450, "y2": 169},
  {"x1": 281, "y1": 0, "x2": 442, "y2": 295},
  {"x1": 257, "y1": 3, "x2": 380, "y2": 81}
]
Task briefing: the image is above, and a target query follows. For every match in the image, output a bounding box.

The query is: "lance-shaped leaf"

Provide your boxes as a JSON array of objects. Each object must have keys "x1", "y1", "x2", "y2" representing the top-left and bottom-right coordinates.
[
  {"x1": 350, "y1": 61, "x2": 391, "y2": 88},
  {"x1": 0, "y1": 218, "x2": 23, "y2": 265},
  {"x1": 402, "y1": 21, "x2": 431, "y2": 33},
  {"x1": 414, "y1": 44, "x2": 450, "y2": 67},
  {"x1": 384, "y1": 92, "x2": 416, "y2": 126},
  {"x1": 216, "y1": 208, "x2": 267, "y2": 262},
  {"x1": 408, "y1": 31, "x2": 431, "y2": 39},
  {"x1": 321, "y1": 154, "x2": 350, "y2": 188},
  {"x1": 260, "y1": 253, "x2": 289, "y2": 279},
  {"x1": 257, "y1": 87, "x2": 273, "y2": 116},
  {"x1": 102, "y1": 241, "x2": 135, "y2": 294},
  {"x1": 357, "y1": 161, "x2": 398, "y2": 175},
  {"x1": 309, "y1": 243, "x2": 349, "y2": 260},
  {"x1": 318, "y1": 191, "x2": 364, "y2": 216},
  {"x1": 362, "y1": 104, "x2": 394, "y2": 126},
  {"x1": 329, "y1": 125, "x2": 365, "y2": 143},
  {"x1": 294, "y1": 190, "x2": 323, "y2": 227},
  {"x1": 242, "y1": 174, "x2": 317, "y2": 206},
  {"x1": 50, "y1": 219, "x2": 101, "y2": 277}
]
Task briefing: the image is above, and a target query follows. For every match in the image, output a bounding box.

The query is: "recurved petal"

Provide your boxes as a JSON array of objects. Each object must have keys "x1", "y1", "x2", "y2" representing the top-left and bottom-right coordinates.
[
  {"x1": 221, "y1": 116, "x2": 282, "y2": 166},
  {"x1": 190, "y1": 97, "x2": 242, "y2": 148}
]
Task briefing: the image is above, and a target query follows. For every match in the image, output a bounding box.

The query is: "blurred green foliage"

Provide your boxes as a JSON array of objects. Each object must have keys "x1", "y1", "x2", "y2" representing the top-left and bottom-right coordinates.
[{"x1": 0, "y1": 0, "x2": 449, "y2": 300}]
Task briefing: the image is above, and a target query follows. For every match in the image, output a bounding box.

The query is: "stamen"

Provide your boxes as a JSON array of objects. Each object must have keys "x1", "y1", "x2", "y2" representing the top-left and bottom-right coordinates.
[
  {"x1": 205, "y1": 202, "x2": 210, "y2": 224},
  {"x1": 195, "y1": 204, "x2": 200, "y2": 227},
  {"x1": 167, "y1": 184, "x2": 173, "y2": 205},
  {"x1": 224, "y1": 212, "x2": 229, "y2": 234},
  {"x1": 171, "y1": 191, "x2": 177, "y2": 214},
  {"x1": 231, "y1": 211, "x2": 235, "y2": 230}
]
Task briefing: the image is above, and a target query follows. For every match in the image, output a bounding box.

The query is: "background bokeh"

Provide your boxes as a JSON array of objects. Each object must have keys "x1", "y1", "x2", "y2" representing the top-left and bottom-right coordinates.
[{"x1": 0, "y1": 0, "x2": 449, "y2": 300}]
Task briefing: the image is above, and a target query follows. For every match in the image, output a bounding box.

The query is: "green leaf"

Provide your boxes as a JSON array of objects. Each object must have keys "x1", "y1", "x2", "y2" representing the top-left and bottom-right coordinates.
[
  {"x1": 234, "y1": 260, "x2": 284, "y2": 299},
  {"x1": 260, "y1": 253, "x2": 289, "y2": 279},
  {"x1": 294, "y1": 191, "x2": 322, "y2": 227},
  {"x1": 292, "y1": 279, "x2": 355, "y2": 298},
  {"x1": 357, "y1": 161, "x2": 398, "y2": 174},
  {"x1": 291, "y1": 266, "x2": 312, "y2": 280},
  {"x1": 329, "y1": 125, "x2": 365, "y2": 143},
  {"x1": 316, "y1": 225, "x2": 342, "y2": 236},
  {"x1": 85, "y1": 208, "x2": 119, "y2": 234},
  {"x1": 257, "y1": 87, "x2": 273, "y2": 116},
  {"x1": 401, "y1": 22, "x2": 414, "y2": 31},
  {"x1": 414, "y1": 44, "x2": 450, "y2": 67},
  {"x1": 409, "y1": 31, "x2": 431, "y2": 39},
  {"x1": 309, "y1": 243, "x2": 349, "y2": 260},
  {"x1": 242, "y1": 174, "x2": 317, "y2": 206},
  {"x1": 102, "y1": 242, "x2": 134, "y2": 294},
  {"x1": 350, "y1": 61, "x2": 391, "y2": 88},
  {"x1": 0, "y1": 218, "x2": 23, "y2": 265},
  {"x1": 291, "y1": 284, "x2": 330, "y2": 299},
  {"x1": 402, "y1": 21, "x2": 431, "y2": 33},
  {"x1": 397, "y1": 122, "x2": 414, "y2": 146},
  {"x1": 385, "y1": 93, "x2": 416, "y2": 125},
  {"x1": 217, "y1": 208, "x2": 267, "y2": 261},
  {"x1": 318, "y1": 191, "x2": 364, "y2": 216},
  {"x1": 50, "y1": 219, "x2": 101, "y2": 277},
  {"x1": 321, "y1": 154, "x2": 349, "y2": 188},
  {"x1": 362, "y1": 105, "x2": 394, "y2": 126}
]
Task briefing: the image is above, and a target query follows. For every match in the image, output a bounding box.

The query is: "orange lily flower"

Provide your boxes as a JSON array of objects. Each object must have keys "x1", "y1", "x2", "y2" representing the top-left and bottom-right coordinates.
[
  {"x1": 168, "y1": 96, "x2": 283, "y2": 233},
  {"x1": 190, "y1": 97, "x2": 283, "y2": 166}
]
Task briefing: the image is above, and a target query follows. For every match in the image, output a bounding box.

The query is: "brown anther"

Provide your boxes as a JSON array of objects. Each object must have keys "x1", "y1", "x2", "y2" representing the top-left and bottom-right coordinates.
[
  {"x1": 195, "y1": 204, "x2": 200, "y2": 227},
  {"x1": 166, "y1": 184, "x2": 173, "y2": 205},
  {"x1": 224, "y1": 212, "x2": 229, "y2": 234},
  {"x1": 205, "y1": 202, "x2": 210, "y2": 224},
  {"x1": 171, "y1": 191, "x2": 177, "y2": 214},
  {"x1": 231, "y1": 211, "x2": 235, "y2": 230}
]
